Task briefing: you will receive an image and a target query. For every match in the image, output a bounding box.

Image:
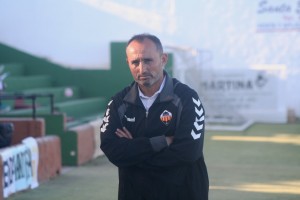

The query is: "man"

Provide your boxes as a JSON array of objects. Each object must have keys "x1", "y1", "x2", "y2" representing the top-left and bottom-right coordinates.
[{"x1": 100, "y1": 33, "x2": 209, "y2": 200}]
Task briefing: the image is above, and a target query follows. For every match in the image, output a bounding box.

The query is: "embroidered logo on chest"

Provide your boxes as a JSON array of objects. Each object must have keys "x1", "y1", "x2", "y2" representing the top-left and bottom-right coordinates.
[{"x1": 160, "y1": 110, "x2": 172, "y2": 126}]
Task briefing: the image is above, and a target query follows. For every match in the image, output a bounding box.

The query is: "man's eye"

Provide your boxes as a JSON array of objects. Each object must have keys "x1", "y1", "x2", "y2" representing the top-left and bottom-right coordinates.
[
  {"x1": 143, "y1": 59, "x2": 152, "y2": 64},
  {"x1": 131, "y1": 60, "x2": 139, "y2": 66}
]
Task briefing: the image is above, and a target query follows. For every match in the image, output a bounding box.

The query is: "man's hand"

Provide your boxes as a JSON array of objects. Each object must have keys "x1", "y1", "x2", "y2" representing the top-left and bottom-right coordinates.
[
  {"x1": 115, "y1": 127, "x2": 133, "y2": 139},
  {"x1": 166, "y1": 136, "x2": 174, "y2": 146}
]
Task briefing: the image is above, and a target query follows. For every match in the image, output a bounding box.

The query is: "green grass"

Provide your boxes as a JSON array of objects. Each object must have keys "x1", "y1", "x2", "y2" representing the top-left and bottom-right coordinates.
[
  {"x1": 7, "y1": 123, "x2": 300, "y2": 200},
  {"x1": 206, "y1": 123, "x2": 300, "y2": 200},
  {"x1": 7, "y1": 157, "x2": 119, "y2": 200}
]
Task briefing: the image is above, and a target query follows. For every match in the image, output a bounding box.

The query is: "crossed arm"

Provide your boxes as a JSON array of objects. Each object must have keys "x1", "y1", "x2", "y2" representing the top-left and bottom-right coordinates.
[{"x1": 115, "y1": 127, "x2": 174, "y2": 146}]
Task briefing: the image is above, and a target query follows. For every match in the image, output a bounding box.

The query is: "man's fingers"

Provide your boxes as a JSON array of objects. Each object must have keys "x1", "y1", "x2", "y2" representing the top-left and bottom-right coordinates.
[
  {"x1": 115, "y1": 129, "x2": 127, "y2": 138},
  {"x1": 122, "y1": 127, "x2": 133, "y2": 139},
  {"x1": 115, "y1": 131, "x2": 125, "y2": 138},
  {"x1": 115, "y1": 128, "x2": 133, "y2": 139}
]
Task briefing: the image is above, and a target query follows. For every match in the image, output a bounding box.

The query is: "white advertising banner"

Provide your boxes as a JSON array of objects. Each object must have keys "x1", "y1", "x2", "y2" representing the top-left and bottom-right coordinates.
[
  {"x1": 22, "y1": 137, "x2": 39, "y2": 189},
  {"x1": 185, "y1": 68, "x2": 287, "y2": 124},
  {"x1": 256, "y1": 0, "x2": 300, "y2": 32},
  {"x1": 1, "y1": 137, "x2": 39, "y2": 198}
]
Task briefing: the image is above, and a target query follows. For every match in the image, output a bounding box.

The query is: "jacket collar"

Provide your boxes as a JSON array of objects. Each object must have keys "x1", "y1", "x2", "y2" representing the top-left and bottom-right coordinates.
[{"x1": 123, "y1": 71, "x2": 174, "y2": 104}]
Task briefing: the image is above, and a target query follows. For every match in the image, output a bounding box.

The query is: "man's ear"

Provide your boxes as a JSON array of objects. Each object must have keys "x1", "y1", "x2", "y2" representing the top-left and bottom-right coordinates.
[{"x1": 162, "y1": 53, "x2": 168, "y2": 66}]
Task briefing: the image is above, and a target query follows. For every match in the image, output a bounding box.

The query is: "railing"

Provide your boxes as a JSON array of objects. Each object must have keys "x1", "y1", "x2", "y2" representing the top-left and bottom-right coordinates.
[{"x1": 0, "y1": 93, "x2": 54, "y2": 119}]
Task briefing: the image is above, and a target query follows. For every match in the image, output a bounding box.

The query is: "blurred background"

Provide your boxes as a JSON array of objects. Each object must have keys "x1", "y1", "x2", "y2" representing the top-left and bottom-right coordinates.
[
  {"x1": 0, "y1": 0, "x2": 300, "y2": 199},
  {"x1": 1, "y1": 0, "x2": 299, "y2": 125}
]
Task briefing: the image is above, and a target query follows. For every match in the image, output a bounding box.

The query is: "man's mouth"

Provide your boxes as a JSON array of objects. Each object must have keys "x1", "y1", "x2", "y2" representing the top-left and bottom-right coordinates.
[{"x1": 139, "y1": 74, "x2": 151, "y2": 80}]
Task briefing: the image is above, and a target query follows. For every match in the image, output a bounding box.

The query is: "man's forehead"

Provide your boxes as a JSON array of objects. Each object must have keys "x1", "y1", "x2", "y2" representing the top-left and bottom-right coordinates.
[
  {"x1": 127, "y1": 53, "x2": 152, "y2": 61},
  {"x1": 127, "y1": 39, "x2": 157, "y2": 52},
  {"x1": 126, "y1": 46, "x2": 147, "y2": 54},
  {"x1": 127, "y1": 49, "x2": 156, "y2": 60}
]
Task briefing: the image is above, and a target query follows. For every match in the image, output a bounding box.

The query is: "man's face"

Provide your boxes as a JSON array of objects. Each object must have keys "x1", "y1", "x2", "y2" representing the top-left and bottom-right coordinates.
[{"x1": 126, "y1": 39, "x2": 168, "y2": 90}]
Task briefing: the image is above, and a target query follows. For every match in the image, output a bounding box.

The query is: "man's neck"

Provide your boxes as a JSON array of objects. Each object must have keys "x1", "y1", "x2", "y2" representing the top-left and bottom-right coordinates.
[
  {"x1": 139, "y1": 76, "x2": 166, "y2": 97},
  {"x1": 139, "y1": 86, "x2": 158, "y2": 97}
]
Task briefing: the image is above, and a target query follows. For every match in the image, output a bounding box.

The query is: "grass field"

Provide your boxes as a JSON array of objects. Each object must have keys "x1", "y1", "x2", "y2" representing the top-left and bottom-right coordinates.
[{"x1": 7, "y1": 123, "x2": 300, "y2": 200}]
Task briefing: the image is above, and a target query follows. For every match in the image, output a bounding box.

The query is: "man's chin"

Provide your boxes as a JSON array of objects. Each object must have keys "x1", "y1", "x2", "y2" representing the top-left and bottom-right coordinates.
[{"x1": 138, "y1": 80, "x2": 151, "y2": 88}]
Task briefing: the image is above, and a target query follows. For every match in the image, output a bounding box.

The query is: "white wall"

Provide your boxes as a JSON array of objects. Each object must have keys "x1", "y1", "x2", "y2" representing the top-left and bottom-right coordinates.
[
  {"x1": 1, "y1": 0, "x2": 300, "y2": 116},
  {"x1": 0, "y1": 0, "x2": 195, "y2": 69}
]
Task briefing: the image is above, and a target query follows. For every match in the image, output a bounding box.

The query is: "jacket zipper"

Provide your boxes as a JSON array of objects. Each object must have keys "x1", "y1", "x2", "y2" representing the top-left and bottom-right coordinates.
[{"x1": 145, "y1": 108, "x2": 149, "y2": 129}]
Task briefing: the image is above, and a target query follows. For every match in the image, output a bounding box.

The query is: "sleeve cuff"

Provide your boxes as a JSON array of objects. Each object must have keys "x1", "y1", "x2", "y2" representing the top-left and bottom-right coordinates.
[{"x1": 149, "y1": 135, "x2": 168, "y2": 152}]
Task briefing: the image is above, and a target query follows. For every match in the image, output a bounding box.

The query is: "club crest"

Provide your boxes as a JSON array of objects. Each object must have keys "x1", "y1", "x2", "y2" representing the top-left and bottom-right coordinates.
[{"x1": 160, "y1": 110, "x2": 172, "y2": 126}]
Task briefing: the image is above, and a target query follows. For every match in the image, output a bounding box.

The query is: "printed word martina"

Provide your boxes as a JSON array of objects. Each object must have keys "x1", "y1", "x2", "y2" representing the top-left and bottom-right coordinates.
[{"x1": 201, "y1": 80, "x2": 254, "y2": 91}]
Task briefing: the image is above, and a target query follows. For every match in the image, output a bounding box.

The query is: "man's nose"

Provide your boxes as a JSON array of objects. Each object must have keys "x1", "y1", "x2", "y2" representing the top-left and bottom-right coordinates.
[{"x1": 138, "y1": 61, "x2": 147, "y2": 72}]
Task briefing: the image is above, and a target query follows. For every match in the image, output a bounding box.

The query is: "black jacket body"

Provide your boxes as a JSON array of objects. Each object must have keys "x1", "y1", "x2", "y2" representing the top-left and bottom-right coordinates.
[{"x1": 100, "y1": 72, "x2": 209, "y2": 200}]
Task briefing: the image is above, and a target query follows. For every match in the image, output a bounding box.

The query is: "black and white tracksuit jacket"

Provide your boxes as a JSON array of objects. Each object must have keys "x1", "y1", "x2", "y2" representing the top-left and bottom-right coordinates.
[{"x1": 100, "y1": 72, "x2": 209, "y2": 200}]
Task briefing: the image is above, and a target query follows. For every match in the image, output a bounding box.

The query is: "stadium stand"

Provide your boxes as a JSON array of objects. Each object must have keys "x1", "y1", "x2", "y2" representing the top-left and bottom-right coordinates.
[
  {"x1": 0, "y1": 62, "x2": 106, "y2": 166},
  {"x1": 0, "y1": 41, "x2": 172, "y2": 167},
  {"x1": 0, "y1": 41, "x2": 173, "y2": 198},
  {"x1": 0, "y1": 41, "x2": 138, "y2": 168}
]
